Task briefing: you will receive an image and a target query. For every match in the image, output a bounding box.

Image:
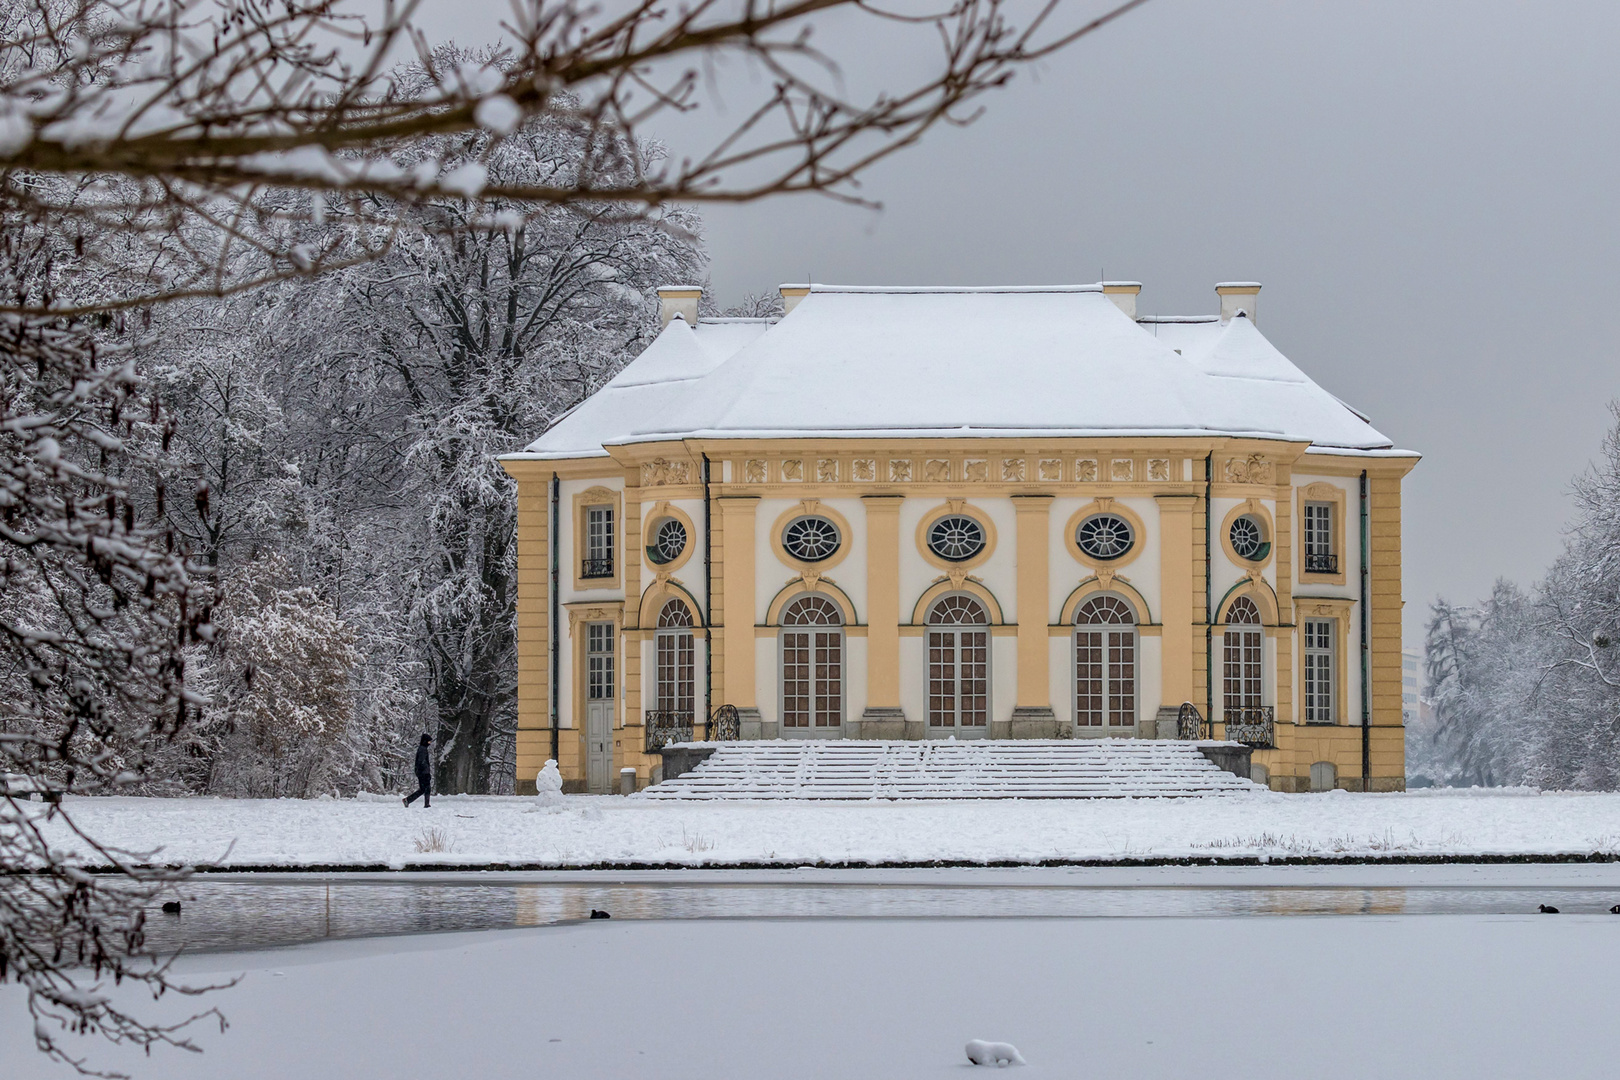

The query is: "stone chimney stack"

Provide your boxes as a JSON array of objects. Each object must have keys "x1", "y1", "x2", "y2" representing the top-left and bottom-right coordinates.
[
  {"x1": 1215, "y1": 282, "x2": 1260, "y2": 325},
  {"x1": 779, "y1": 284, "x2": 811, "y2": 315},
  {"x1": 1102, "y1": 282, "x2": 1142, "y2": 320},
  {"x1": 657, "y1": 285, "x2": 702, "y2": 328}
]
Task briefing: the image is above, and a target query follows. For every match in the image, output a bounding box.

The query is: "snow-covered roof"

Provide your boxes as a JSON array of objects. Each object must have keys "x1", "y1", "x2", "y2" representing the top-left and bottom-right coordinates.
[
  {"x1": 511, "y1": 285, "x2": 1408, "y2": 459},
  {"x1": 520, "y1": 315, "x2": 771, "y2": 458}
]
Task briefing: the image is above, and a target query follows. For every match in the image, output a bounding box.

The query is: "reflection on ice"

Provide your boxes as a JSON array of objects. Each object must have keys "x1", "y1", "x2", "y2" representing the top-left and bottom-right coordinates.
[{"x1": 140, "y1": 878, "x2": 1620, "y2": 954}]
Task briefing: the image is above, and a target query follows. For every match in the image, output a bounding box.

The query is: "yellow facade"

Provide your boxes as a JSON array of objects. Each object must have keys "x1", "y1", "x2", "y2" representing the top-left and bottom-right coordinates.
[{"x1": 502, "y1": 438, "x2": 1415, "y2": 794}]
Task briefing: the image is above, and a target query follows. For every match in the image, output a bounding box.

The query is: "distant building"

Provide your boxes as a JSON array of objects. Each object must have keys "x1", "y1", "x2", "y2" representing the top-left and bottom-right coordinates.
[{"x1": 501, "y1": 282, "x2": 1420, "y2": 794}]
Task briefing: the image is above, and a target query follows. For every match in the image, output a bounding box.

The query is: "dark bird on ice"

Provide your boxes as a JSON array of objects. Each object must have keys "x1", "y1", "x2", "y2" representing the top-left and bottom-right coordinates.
[
  {"x1": 1610, "y1": 904, "x2": 1620, "y2": 914},
  {"x1": 1538, "y1": 904, "x2": 1559, "y2": 914},
  {"x1": 161, "y1": 901, "x2": 182, "y2": 914},
  {"x1": 589, "y1": 909, "x2": 611, "y2": 920}
]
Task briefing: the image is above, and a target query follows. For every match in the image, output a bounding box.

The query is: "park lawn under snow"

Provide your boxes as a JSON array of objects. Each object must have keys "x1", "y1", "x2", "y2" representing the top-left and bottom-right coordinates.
[{"x1": 23, "y1": 787, "x2": 1620, "y2": 868}]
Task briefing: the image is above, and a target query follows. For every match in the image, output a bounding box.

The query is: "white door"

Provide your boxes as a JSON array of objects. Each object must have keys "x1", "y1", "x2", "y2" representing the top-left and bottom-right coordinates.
[
  {"x1": 585, "y1": 622, "x2": 615, "y2": 793},
  {"x1": 586, "y1": 702, "x2": 612, "y2": 794}
]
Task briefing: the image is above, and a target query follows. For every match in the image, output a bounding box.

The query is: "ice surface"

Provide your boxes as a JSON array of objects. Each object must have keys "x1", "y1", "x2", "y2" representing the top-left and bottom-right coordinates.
[{"x1": 7, "y1": 913, "x2": 1620, "y2": 1079}]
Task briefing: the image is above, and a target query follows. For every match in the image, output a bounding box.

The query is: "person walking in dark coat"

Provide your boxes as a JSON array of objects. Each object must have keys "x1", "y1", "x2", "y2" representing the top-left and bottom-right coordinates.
[{"x1": 404, "y1": 734, "x2": 432, "y2": 808}]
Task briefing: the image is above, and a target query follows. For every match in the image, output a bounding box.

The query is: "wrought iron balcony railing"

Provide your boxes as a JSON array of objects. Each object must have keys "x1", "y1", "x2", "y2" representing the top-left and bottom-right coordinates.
[
  {"x1": 1223, "y1": 705, "x2": 1276, "y2": 748},
  {"x1": 645, "y1": 704, "x2": 744, "y2": 753},
  {"x1": 581, "y1": 557, "x2": 614, "y2": 579},
  {"x1": 1303, "y1": 551, "x2": 1338, "y2": 575},
  {"x1": 1176, "y1": 702, "x2": 1208, "y2": 740}
]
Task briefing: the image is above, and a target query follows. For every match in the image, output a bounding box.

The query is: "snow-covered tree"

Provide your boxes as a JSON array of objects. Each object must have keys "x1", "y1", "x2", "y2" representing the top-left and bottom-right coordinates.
[
  {"x1": 1419, "y1": 405, "x2": 1620, "y2": 790},
  {"x1": 0, "y1": 1, "x2": 1148, "y2": 1070}
]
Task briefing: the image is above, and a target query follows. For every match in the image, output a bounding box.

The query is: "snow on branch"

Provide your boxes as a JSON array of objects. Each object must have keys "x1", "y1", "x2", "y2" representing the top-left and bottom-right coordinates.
[{"x1": 0, "y1": 0, "x2": 1150, "y2": 314}]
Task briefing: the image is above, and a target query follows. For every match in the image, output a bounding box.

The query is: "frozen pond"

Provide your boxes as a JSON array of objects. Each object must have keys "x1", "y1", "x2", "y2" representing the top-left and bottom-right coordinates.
[{"x1": 143, "y1": 864, "x2": 1620, "y2": 953}]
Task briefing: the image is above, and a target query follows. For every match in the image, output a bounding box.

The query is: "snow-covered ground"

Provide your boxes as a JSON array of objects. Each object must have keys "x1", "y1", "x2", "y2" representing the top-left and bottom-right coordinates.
[
  {"x1": 23, "y1": 787, "x2": 1620, "y2": 867},
  {"x1": 6, "y1": 911, "x2": 1620, "y2": 1079}
]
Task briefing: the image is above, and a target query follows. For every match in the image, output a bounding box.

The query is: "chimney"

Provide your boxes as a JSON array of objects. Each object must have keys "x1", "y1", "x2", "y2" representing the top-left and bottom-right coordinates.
[
  {"x1": 1215, "y1": 282, "x2": 1260, "y2": 325},
  {"x1": 657, "y1": 285, "x2": 702, "y2": 328},
  {"x1": 779, "y1": 283, "x2": 811, "y2": 315},
  {"x1": 1101, "y1": 281, "x2": 1142, "y2": 320}
]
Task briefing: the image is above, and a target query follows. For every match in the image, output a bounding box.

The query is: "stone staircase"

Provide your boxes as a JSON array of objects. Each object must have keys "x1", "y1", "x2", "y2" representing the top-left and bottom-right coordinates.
[{"x1": 639, "y1": 739, "x2": 1261, "y2": 800}]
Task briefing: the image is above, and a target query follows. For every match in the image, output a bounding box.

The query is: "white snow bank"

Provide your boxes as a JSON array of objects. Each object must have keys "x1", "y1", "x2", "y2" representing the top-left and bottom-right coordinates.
[{"x1": 18, "y1": 788, "x2": 1620, "y2": 868}]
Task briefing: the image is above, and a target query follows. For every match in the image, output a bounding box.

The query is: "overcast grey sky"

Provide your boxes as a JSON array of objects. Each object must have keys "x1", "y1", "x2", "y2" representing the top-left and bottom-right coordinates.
[{"x1": 423, "y1": 0, "x2": 1620, "y2": 647}]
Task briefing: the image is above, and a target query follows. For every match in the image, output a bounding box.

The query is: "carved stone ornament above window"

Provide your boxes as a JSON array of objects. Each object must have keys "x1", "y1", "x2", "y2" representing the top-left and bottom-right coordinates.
[
  {"x1": 1075, "y1": 459, "x2": 1098, "y2": 482},
  {"x1": 745, "y1": 459, "x2": 767, "y2": 484},
  {"x1": 853, "y1": 459, "x2": 876, "y2": 481},
  {"x1": 1039, "y1": 459, "x2": 1062, "y2": 481},
  {"x1": 890, "y1": 459, "x2": 913, "y2": 482},
  {"x1": 1225, "y1": 454, "x2": 1274, "y2": 485},
  {"x1": 1002, "y1": 458, "x2": 1025, "y2": 482},
  {"x1": 818, "y1": 459, "x2": 839, "y2": 483},
  {"x1": 924, "y1": 459, "x2": 950, "y2": 482},
  {"x1": 1148, "y1": 458, "x2": 1172, "y2": 482},
  {"x1": 1111, "y1": 458, "x2": 1134, "y2": 482},
  {"x1": 781, "y1": 459, "x2": 804, "y2": 481},
  {"x1": 642, "y1": 458, "x2": 690, "y2": 486},
  {"x1": 964, "y1": 460, "x2": 989, "y2": 482}
]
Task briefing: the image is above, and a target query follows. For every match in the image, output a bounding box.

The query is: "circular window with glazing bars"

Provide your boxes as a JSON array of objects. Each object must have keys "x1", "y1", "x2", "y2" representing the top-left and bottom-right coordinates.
[
  {"x1": 927, "y1": 515, "x2": 986, "y2": 562},
  {"x1": 648, "y1": 518, "x2": 688, "y2": 565},
  {"x1": 782, "y1": 515, "x2": 841, "y2": 562},
  {"x1": 1229, "y1": 514, "x2": 1269, "y2": 562},
  {"x1": 1077, "y1": 513, "x2": 1134, "y2": 561}
]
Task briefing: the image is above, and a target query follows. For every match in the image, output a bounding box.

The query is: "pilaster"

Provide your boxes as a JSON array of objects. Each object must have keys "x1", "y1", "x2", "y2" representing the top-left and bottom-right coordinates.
[
  {"x1": 858, "y1": 495, "x2": 907, "y2": 736},
  {"x1": 1156, "y1": 495, "x2": 1199, "y2": 725},
  {"x1": 717, "y1": 496, "x2": 761, "y2": 732},
  {"x1": 1010, "y1": 495, "x2": 1056, "y2": 736}
]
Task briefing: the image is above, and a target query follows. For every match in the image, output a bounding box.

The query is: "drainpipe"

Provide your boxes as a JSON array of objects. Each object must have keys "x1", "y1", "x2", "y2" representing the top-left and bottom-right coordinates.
[
  {"x1": 1205, "y1": 453, "x2": 1214, "y2": 735},
  {"x1": 1359, "y1": 469, "x2": 1370, "y2": 789},
  {"x1": 549, "y1": 473, "x2": 561, "y2": 764},
  {"x1": 702, "y1": 453, "x2": 713, "y2": 734}
]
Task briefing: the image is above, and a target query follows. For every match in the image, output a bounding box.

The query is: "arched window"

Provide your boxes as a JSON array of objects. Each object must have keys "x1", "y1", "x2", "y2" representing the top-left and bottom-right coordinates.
[
  {"x1": 780, "y1": 596, "x2": 843, "y2": 733},
  {"x1": 1075, "y1": 595, "x2": 1136, "y2": 728},
  {"x1": 654, "y1": 599, "x2": 695, "y2": 716},
  {"x1": 1222, "y1": 596, "x2": 1264, "y2": 715},
  {"x1": 927, "y1": 595, "x2": 989, "y2": 733}
]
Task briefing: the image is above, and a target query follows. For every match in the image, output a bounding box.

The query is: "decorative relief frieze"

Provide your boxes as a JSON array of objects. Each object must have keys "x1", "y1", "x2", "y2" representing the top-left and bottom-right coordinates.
[
  {"x1": 817, "y1": 458, "x2": 839, "y2": 483},
  {"x1": 924, "y1": 459, "x2": 951, "y2": 482},
  {"x1": 781, "y1": 459, "x2": 804, "y2": 482},
  {"x1": 642, "y1": 458, "x2": 690, "y2": 486},
  {"x1": 567, "y1": 606, "x2": 618, "y2": 632},
  {"x1": 964, "y1": 460, "x2": 988, "y2": 482},
  {"x1": 1038, "y1": 459, "x2": 1062, "y2": 482},
  {"x1": 1110, "y1": 458, "x2": 1134, "y2": 482},
  {"x1": 1148, "y1": 458, "x2": 1171, "y2": 482},
  {"x1": 1001, "y1": 458, "x2": 1025, "y2": 482},
  {"x1": 852, "y1": 458, "x2": 876, "y2": 481},
  {"x1": 744, "y1": 459, "x2": 767, "y2": 484},
  {"x1": 1224, "y1": 454, "x2": 1274, "y2": 485},
  {"x1": 1301, "y1": 481, "x2": 1338, "y2": 499},
  {"x1": 890, "y1": 459, "x2": 913, "y2": 483},
  {"x1": 1075, "y1": 459, "x2": 1098, "y2": 482}
]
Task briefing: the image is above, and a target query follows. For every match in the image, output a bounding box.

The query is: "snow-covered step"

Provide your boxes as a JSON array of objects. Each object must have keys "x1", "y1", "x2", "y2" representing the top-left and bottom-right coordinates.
[{"x1": 641, "y1": 739, "x2": 1261, "y2": 800}]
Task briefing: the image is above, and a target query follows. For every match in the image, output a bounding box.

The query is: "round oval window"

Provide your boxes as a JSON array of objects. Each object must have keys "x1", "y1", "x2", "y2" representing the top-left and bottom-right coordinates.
[
  {"x1": 1229, "y1": 515, "x2": 1269, "y2": 561},
  {"x1": 782, "y1": 515, "x2": 841, "y2": 562},
  {"x1": 927, "y1": 515, "x2": 986, "y2": 562},
  {"x1": 1076, "y1": 513, "x2": 1134, "y2": 561},
  {"x1": 649, "y1": 518, "x2": 688, "y2": 564}
]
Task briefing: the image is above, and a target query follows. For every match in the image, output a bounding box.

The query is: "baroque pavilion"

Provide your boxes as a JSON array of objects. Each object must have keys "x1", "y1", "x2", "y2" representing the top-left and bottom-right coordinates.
[{"x1": 499, "y1": 282, "x2": 1418, "y2": 794}]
